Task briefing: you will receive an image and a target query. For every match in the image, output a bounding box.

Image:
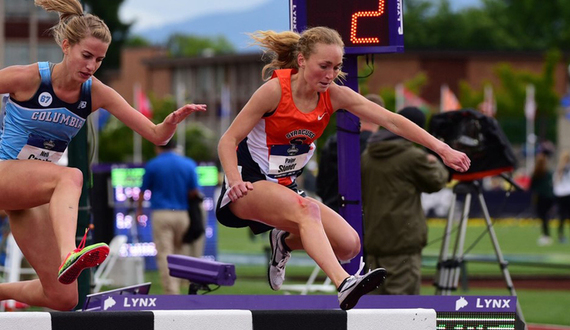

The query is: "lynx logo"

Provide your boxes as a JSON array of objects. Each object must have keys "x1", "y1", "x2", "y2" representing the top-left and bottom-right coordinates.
[
  {"x1": 476, "y1": 298, "x2": 511, "y2": 309},
  {"x1": 103, "y1": 296, "x2": 116, "y2": 310},
  {"x1": 397, "y1": 0, "x2": 404, "y2": 35},
  {"x1": 78, "y1": 101, "x2": 87, "y2": 109},
  {"x1": 290, "y1": 4, "x2": 297, "y2": 32},
  {"x1": 123, "y1": 297, "x2": 157, "y2": 308},
  {"x1": 38, "y1": 92, "x2": 53, "y2": 107},
  {"x1": 455, "y1": 296, "x2": 468, "y2": 311}
]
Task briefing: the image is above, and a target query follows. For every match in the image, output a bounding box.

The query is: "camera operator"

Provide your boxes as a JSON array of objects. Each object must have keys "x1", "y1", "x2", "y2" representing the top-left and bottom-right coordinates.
[{"x1": 361, "y1": 107, "x2": 449, "y2": 295}]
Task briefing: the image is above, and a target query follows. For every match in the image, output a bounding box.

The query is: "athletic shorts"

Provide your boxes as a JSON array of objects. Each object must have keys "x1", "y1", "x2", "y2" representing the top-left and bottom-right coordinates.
[{"x1": 215, "y1": 173, "x2": 306, "y2": 235}]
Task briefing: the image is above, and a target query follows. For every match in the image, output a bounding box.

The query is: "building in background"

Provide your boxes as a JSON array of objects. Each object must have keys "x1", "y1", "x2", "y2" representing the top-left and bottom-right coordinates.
[
  {"x1": 108, "y1": 49, "x2": 265, "y2": 138},
  {"x1": 108, "y1": 48, "x2": 569, "y2": 140},
  {"x1": 0, "y1": 0, "x2": 60, "y2": 67}
]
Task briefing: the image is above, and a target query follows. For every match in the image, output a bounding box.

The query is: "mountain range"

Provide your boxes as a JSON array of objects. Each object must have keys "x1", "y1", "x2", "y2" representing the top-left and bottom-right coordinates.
[
  {"x1": 134, "y1": 0, "x2": 289, "y2": 52},
  {"x1": 132, "y1": 0, "x2": 483, "y2": 52}
]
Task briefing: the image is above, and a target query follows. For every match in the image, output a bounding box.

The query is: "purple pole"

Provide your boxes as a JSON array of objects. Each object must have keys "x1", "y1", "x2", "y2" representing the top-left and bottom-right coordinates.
[{"x1": 336, "y1": 55, "x2": 363, "y2": 275}]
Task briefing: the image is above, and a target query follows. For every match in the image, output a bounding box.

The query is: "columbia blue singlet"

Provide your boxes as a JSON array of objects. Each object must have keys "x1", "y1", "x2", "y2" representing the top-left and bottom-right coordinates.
[{"x1": 0, "y1": 62, "x2": 92, "y2": 162}]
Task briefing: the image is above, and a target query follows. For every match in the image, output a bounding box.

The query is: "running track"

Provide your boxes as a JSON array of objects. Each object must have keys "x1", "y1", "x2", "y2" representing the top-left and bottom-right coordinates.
[{"x1": 529, "y1": 325, "x2": 570, "y2": 330}]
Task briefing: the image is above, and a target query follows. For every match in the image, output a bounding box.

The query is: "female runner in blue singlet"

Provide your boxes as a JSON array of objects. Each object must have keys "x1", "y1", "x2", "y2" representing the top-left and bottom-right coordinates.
[{"x1": 0, "y1": 0, "x2": 205, "y2": 310}]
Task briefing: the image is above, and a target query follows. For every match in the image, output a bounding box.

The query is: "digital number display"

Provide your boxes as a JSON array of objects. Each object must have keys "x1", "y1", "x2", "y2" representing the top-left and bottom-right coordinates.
[
  {"x1": 290, "y1": 0, "x2": 404, "y2": 54},
  {"x1": 309, "y1": 0, "x2": 390, "y2": 46},
  {"x1": 437, "y1": 312, "x2": 517, "y2": 330}
]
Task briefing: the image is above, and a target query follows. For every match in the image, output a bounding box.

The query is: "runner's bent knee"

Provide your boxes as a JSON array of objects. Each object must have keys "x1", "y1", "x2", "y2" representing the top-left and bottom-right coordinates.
[
  {"x1": 293, "y1": 197, "x2": 322, "y2": 225},
  {"x1": 50, "y1": 292, "x2": 78, "y2": 311},
  {"x1": 42, "y1": 165, "x2": 83, "y2": 190},
  {"x1": 58, "y1": 167, "x2": 83, "y2": 189},
  {"x1": 335, "y1": 231, "x2": 361, "y2": 261},
  {"x1": 43, "y1": 283, "x2": 78, "y2": 311}
]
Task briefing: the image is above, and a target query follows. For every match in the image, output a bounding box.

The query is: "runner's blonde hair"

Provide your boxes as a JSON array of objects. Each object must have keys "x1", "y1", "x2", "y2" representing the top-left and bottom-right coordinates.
[{"x1": 35, "y1": 0, "x2": 111, "y2": 46}]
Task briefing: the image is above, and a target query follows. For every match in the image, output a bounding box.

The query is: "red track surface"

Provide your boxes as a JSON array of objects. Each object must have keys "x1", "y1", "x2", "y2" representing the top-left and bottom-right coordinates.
[{"x1": 528, "y1": 325, "x2": 570, "y2": 330}]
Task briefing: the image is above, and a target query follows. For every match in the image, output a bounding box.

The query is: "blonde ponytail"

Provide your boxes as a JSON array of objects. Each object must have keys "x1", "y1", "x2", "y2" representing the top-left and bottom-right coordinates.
[
  {"x1": 251, "y1": 26, "x2": 345, "y2": 80},
  {"x1": 250, "y1": 30, "x2": 301, "y2": 80},
  {"x1": 35, "y1": 0, "x2": 111, "y2": 46}
]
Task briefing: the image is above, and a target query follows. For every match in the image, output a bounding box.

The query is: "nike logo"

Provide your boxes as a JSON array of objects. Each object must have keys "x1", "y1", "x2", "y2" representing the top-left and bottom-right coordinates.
[{"x1": 318, "y1": 112, "x2": 327, "y2": 120}]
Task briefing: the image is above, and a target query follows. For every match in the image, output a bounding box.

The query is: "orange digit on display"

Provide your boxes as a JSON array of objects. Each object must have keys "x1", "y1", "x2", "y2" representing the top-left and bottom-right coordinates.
[{"x1": 350, "y1": 0, "x2": 385, "y2": 44}]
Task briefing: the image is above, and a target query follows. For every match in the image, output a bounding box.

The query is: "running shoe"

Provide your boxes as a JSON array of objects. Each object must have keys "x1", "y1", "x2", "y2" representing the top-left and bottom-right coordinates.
[
  {"x1": 338, "y1": 268, "x2": 386, "y2": 310},
  {"x1": 1, "y1": 300, "x2": 30, "y2": 311},
  {"x1": 268, "y1": 229, "x2": 291, "y2": 291},
  {"x1": 537, "y1": 235, "x2": 553, "y2": 246},
  {"x1": 58, "y1": 229, "x2": 109, "y2": 285}
]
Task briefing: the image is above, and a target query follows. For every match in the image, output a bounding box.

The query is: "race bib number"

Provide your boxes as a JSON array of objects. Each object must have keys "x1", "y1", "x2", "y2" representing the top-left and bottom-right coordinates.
[
  {"x1": 268, "y1": 144, "x2": 310, "y2": 178},
  {"x1": 17, "y1": 134, "x2": 68, "y2": 163}
]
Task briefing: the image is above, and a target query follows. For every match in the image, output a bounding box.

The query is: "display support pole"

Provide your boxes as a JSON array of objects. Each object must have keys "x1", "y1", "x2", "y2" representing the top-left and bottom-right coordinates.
[
  {"x1": 68, "y1": 124, "x2": 91, "y2": 309},
  {"x1": 336, "y1": 55, "x2": 363, "y2": 274}
]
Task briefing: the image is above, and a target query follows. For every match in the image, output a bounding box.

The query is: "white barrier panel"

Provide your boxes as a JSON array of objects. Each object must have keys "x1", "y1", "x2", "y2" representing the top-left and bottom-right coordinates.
[
  {"x1": 0, "y1": 312, "x2": 51, "y2": 330},
  {"x1": 0, "y1": 309, "x2": 436, "y2": 330},
  {"x1": 153, "y1": 310, "x2": 252, "y2": 330},
  {"x1": 347, "y1": 309, "x2": 436, "y2": 330}
]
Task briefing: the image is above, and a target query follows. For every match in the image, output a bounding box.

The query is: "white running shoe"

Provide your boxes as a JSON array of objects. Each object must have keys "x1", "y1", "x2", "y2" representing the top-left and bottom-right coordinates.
[
  {"x1": 268, "y1": 229, "x2": 291, "y2": 290},
  {"x1": 537, "y1": 235, "x2": 553, "y2": 246},
  {"x1": 338, "y1": 268, "x2": 386, "y2": 310}
]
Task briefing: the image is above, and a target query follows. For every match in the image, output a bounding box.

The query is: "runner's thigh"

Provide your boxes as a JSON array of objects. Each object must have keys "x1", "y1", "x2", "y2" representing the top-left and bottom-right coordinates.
[
  {"x1": 229, "y1": 180, "x2": 316, "y2": 231},
  {"x1": 0, "y1": 160, "x2": 78, "y2": 210}
]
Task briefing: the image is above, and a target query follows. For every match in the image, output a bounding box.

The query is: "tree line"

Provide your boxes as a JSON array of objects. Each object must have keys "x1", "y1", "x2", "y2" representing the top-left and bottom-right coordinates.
[{"x1": 87, "y1": 0, "x2": 569, "y2": 162}]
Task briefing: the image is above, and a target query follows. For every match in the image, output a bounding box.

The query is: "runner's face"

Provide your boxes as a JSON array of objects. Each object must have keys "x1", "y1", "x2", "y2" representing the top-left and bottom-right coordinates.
[
  {"x1": 63, "y1": 36, "x2": 109, "y2": 82},
  {"x1": 300, "y1": 43, "x2": 343, "y2": 92}
]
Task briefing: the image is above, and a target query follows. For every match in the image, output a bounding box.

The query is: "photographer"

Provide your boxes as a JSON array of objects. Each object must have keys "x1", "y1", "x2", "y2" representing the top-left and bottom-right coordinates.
[{"x1": 361, "y1": 107, "x2": 449, "y2": 295}]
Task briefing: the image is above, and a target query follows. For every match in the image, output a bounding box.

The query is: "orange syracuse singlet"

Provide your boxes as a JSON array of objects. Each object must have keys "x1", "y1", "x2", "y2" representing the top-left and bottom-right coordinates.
[{"x1": 238, "y1": 68, "x2": 335, "y2": 187}]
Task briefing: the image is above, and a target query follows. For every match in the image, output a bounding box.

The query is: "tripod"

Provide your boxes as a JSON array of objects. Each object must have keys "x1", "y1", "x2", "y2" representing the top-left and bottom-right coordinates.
[{"x1": 433, "y1": 180, "x2": 526, "y2": 327}]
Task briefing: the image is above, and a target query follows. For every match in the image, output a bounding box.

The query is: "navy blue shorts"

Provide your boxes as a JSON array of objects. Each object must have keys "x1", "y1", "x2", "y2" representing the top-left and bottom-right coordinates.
[{"x1": 215, "y1": 177, "x2": 306, "y2": 235}]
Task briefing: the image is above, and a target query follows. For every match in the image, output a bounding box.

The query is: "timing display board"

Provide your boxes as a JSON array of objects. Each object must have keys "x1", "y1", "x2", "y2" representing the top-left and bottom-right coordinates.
[{"x1": 290, "y1": 0, "x2": 404, "y2": 54}]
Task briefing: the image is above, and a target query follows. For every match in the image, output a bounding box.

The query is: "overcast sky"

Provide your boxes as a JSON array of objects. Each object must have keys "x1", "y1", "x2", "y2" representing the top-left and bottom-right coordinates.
[
  {"x1": 120, "y1": 0, "x2": 482, "y2": 32},
  {"x1": 120, "y1": 0, "x2": 271, "y2": 32}
]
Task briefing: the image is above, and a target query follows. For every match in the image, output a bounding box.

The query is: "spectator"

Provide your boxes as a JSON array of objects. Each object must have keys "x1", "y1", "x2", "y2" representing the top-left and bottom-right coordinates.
[
  {"x1": 316, "y1": 94, "x2": 384, "y2": 212},
  {"x1": 137, "y1": 140, "x2": 203, "y2": 294},
  {"x1": 530, "y1": 152, "x2": 555, "y2": 246},
  {"x1": 361, "y1": 106, "x2": 449, "y2": 295},
  {"x1": 553, "y1": 150, "x2": 570, "y2": 244}
]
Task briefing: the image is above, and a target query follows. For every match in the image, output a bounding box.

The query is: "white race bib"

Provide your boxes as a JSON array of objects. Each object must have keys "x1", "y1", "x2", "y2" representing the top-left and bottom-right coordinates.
[
  {"x1": 17, "y1": 134, "x2": 67, "y2": 163},
  {"x1": 267, "y1": 144, "x2": 310, "y2": 178}
]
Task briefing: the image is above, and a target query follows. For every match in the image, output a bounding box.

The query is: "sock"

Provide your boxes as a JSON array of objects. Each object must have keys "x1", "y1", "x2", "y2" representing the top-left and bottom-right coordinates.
[
  {"x1": 281, "y1": 231, "x2": 292, "y2": 252},
  {"x1": 337, "y1": 276, "x2": 350, "y2": 291}
]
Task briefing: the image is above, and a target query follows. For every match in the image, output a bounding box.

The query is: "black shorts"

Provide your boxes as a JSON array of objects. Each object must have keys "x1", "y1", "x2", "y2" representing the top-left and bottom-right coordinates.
[{"x1": 215, "y1": 176, "x2": 306, "y2": 235}]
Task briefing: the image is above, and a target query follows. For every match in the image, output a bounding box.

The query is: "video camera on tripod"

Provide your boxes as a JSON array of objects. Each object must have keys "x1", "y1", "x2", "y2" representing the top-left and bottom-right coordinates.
[
  {"x1": 429, "y1": 108, "x2": 517, "y2": 181},
  {"x1": 428, "y1": 109, "x2": 526, "y2": 328}
]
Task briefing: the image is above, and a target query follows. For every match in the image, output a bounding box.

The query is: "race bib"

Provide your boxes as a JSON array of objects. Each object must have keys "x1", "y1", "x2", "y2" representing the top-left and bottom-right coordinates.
[
  {"x1": 17, "y1": 134, "x2": 68, "y2": 163},
  {"x1": 268, "y1": 144, "x2": 310, "y2": 178}
]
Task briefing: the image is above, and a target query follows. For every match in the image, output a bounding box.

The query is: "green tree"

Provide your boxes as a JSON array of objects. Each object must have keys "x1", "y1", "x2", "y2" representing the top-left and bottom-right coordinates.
[
  {"x1": 125, "y1": 35, "x2": 152, "y2": 48},
  {"x1": 402, "y1": 0, "x2": 565, "y2": 145},
  {"x1": 404, "y1": 0, "x2": 498, "y2": 50},
  {"x1": 404, "y1": 0, "x2": 570, "y2": 51},
  {"x1": 97, "y1": 94, "x2": 216, "y2": 163},
  {"x1": 484, "y1": 0, "x2": 570, "y2": 51},
  {"x1": 456, "y1": 50, "x2": 561, "y2": 144},
  {"x1": 166, "y1": 34, "x2": 235, "y2": 57}
]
